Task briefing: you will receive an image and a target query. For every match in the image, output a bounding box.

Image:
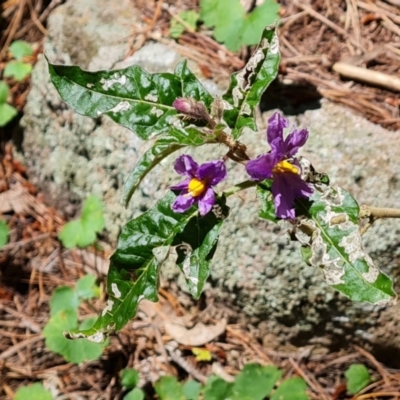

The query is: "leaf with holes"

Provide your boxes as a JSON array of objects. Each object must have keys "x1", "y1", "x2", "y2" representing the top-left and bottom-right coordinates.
[
  {"x1": 173, "y1": 202, "x2": 225, "y2": 299},
  {"x1": 48, "y1": 60, "x2": 214, "y2": 140},
  {"x1": 124, "y1": 126, "x2": 213, "y2": 206},
  {"x1": 222, "y1": 25, "x2": 280, "y2": 139},
  {"x1": 67, "y1": 192, "x2": 224, "y2": 340},
  {"x1": 298, "y1": 186, "x2": 396, "y2": 304}
]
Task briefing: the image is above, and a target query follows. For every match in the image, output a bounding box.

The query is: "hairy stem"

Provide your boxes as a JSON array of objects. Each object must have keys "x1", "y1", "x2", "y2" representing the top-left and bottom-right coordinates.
[{"x1": 223, "y1": 180, "x2": 258, "y2": 197}]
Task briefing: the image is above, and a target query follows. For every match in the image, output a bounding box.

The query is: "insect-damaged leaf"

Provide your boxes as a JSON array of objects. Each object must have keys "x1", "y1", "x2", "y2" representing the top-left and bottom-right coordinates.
[
  {"x1": 67, "y1": 192, "x2": 223, "y2": 340},
  {"x1": 48, "y1": 60, "x2": 214, "y2": 140},
  {"x1": 299, "y1": 186, "x2": 396, "y2": 304},
  {"x1": 222, "y1": 25, "x2": 280, "y2": 139}
]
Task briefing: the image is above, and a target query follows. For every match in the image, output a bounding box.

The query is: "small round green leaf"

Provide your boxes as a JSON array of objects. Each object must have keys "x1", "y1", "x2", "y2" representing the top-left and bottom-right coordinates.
[
  {"x1": 4, "y1": 60, "x2": 32, "y2": 81},
  {"x1": 155, "y1": 376, "x2": 185, "y2": 400},
  {"x1": 0, "y1": 81, "x2": 10, "y2": 103},
  {"x1": 9, "y1": 40, "x2": 33, "y2": 60},
  {"x1": 0, "y1": 103, "x2": 18, "y2": 127},
  {"x1": 345, "y1": 364, "x2": 371, "y2": 395},
  {"x1": 15, "y1": 383, "x2": 53, "y2": 400},
  {"x1": 182, "y1": 379, "x2": 201, "y2": 399},
  {"x1": 123, "y1": 388, "x2": 144, "y2": 400},
  {"x1": 121, "y1": 368, "x2": 140, "y2": 389},
  {"x1": 271, "y1": 377, "x2": 309, "y2": 400}
]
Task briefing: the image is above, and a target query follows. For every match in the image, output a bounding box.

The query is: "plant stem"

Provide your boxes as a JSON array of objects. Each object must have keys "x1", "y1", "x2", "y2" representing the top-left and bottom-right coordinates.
[
  {"x1": 223, "y1": 180, "x2": 258, "y2": 197},
  {"x1": 359, "y1": 205, "x2": 400, "y2": 235}
]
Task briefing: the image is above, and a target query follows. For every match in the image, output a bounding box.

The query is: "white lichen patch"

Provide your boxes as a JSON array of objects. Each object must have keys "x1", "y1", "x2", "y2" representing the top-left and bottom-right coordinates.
[
  {"x1": 108, "y1": 101, "x2": 130, "y2": 113},
  {"x1": 100, "y1": 73, "x2": 127, "y2": 90},
  {"x1": 101, "y1": 299, "x2": 114, "y2": 316},
  {"x1": 232, "y1": 86, "x2": 244, "y2": 107},
  {"x1": 182, "y1": 256, "x2": 199, "y2": 286},
  {"x1": 362, "y1": 254, "x2": 380, "y2": 283},
  {"x1": 87, "y1": 332, "x2": 105, "y2": 343},
  {"x1": 320, "y1": 207, "x2": 348, "y2": 228},
  {"x1": 150, "y1": 106, "x2": 164, "y2": 117},
  {"x1": 222, "y1": 100, "x2": 233, "y2": 110},
  {"x1": 145, "y1": 93, "x2": 159, "y2": 102},
  {"x1": 111, "y1": 283, "x2": 122, "y2": 298}
]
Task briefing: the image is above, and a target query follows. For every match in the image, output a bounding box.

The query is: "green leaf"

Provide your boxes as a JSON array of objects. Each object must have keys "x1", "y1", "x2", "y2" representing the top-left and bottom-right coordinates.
[
  {"x1": 0, "y1": 102, "x2": 18, "y2": 127},
  {"x1": 43, "y1": 309, "x2": 105, "y2": 364},
  {"x1": 222, "y1": 26, "x2": 280, "y2": 139},
  {"x1": 173, "y1": 204, "x2": 225, "y2": 299},
  {"x1": 170, "y1": 10, "x2": 200, "y2": 38},
  {"x1": 121, "y1": 368, "x2": 140, "y2": 389},
  {"x1": 182, "y1": 379, "x2": 202, "y2": 399},
  {"x1": 67, "y1": 192, "x2": 221, "y2": 340},
  {"x1": 231, "y1": 364, "x2": 282, "y2": 400},
  {"x1": 300, "y1": 186, "x2": 396, "y2": 304},
  {"x1": 200, "y1": 0, "x2": 280, "y2": 52},
  {"x1": 0, "y1": 81, "x2": 10, "y2": 103},
  {"x1": 48, "y1": 60, "x2": 213, "y2": 140},
  {"x1": 9, "y1": 40, "x2": 33, "y2": 60},
  {"x1": 123, "y1": 126, "x2": 212, "y2": 206},
  {"x1": 345, "y1": 364, "x2": 371, "y2": 395},
  {"x1": 124, "y1": 388, "x2": 145, "y2": 400},
  {"x1": 203, "y1": 376, "x2": 234, "y2": 400},
  {"x1": 15, "y1": 382, "x2": 53, "y2": 400},
  {"x1": 76, "y1": 274, "x2": 100, "y2": 300},
  {"x1": 58, "y1": 195, "x2": 104, "y2": 248},
  {"x1": 256, "y1": 181, "x2": 278, "y2": 223},
  {"x1": 271, "y1": 377, "x2": 309, "y2": 400},
  {"x1": 4, "y1": 60, "x2": 32, "y2": 81},
  {"x1": 155, "y1": 376, "x2": 185, "y2": 400},
  {"x1": 49, "y1": 286, "x2": 79, "y2": 316},
  {"x1": 0, "y1": 220, "x2": 10, "y2": 247}
]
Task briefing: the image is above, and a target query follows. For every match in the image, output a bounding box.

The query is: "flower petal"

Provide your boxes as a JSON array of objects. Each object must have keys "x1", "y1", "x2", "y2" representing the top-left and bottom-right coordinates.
[
  {"x1": 284, "y1": 128, "x2": 309, "y2": 157},
  {"x1": 198, "y1": 187, "x2": 215, "y2": 216},
  {"x1": 172, "y1": 192, "x2": 196, "y2": 213},
  {"x1": 174, "y1": 154, "x2": 199, "y2": 177},
  {"x1": 197, "y1": 160, "x2": 227, "y2": 185},
  {"x1": 271, "y1": 173, "x2": 313, "y2": 220},
  {"x1": 245, "y1": 153, "x2": 276, "y2": 180},
  {"x1": 170, "y1": 178, "x2": 190, "y2": 191},
  {"x1": 267, "y1": 112, "x2": 289, "y2": 145}
]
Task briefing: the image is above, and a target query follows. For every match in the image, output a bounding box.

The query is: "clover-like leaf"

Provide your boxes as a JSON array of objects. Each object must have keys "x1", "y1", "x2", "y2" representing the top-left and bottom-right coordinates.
[
  {"x1": 345, "y1": 364, "x2": 372, "y2": 395},
  {"x1": 58, "y1": 195, "x2": 105, "y2": 248},
  {"x1": 124, "y1": 126, "x2": 213, "y2": 206},
  {"x1": 203, "y1": 376, "x2": 234, "y2": 400},
  {"x1": 124, "y1": 388, "x2": 145, "y2": 400},
  {"x1": 9, "y1": 40, "x2": 33, "y2": 60},
  {"x1": 155, "y1": 376, "x2": 185, "y2": 400},
  {"x1": 299, "y1": 186, "x2": 396, "y2": 304},
  {"x1": 0, "y1": 103, "x2": 18, "y2": 127},
  {"x1": 222, "y1": 25, "x2": 280, "y2": 139},
  {"x1": 15, "y1": 383, "x2": 53, "y2": 400},
  {"x1": 48, "y1": 60, "x2": 213, "y2": 140},
  {"x1": 49, "y1": 286, "x2": 80, "y2": 316},
  {"x1": 67, "y1": 192, "x2": 223, "y2": 341},
  {"x1": 121, "y1": 368, "x2": 140, "y2": 389},
  {"x1": 231, "y1": 364, "x2": 282, "y2": 400},
  {"x1": 183, "y1": 380, "x2": 202, "y2": 400},
  {"x1": 76, "y1": 274, "x2": 100, "y2": 299},
  {"x1": 0, "y1": 81, "x2": 10, "y2": 104},
  {"x1": 200, "y1": 0, "x2": 280, "y2": 52},
  {"x1": 4, "y1": 60, "x2": 32, "y2": 81},
  {"x1": 43, "y1": 311, "x2": 106, "y2": 363},
  {"x1": 271, "y1": 377, "x2": 309, "y2": 400}
]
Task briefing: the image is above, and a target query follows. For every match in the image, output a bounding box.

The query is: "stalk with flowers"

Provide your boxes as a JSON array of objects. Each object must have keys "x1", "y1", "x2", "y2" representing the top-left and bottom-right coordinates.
[{"x1": 47, "y1": 26, "x2": 397, "y2": 342}]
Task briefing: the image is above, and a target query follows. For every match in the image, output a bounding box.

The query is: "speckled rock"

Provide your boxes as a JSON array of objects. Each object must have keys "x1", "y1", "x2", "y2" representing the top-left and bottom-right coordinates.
[{"x1": 21, "y1": 0, "x2": 400, "y2": 360}]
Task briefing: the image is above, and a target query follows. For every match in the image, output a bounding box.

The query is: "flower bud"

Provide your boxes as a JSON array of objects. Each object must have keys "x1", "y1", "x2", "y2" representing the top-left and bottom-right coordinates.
[{"x1": 173, "y1": 97, "x2": 208, "y2": 120}]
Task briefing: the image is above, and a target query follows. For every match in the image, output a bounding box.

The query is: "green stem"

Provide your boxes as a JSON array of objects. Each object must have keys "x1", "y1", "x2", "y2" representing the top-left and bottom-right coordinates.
[{"x1": 223, "y1": 180, "x2": 258, "y2": 197}]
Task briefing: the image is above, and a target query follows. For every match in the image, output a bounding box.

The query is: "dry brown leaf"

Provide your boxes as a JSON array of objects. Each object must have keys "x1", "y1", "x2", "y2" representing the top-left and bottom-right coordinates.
[{"x1": 164, "y1": 318, "x2": 227, "y2": 346}]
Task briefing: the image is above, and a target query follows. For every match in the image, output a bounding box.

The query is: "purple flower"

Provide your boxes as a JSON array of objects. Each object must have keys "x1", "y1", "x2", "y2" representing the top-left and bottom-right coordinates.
[
  {"x1": 170, "y1": 154, "x2": 227, "y2": 216},
  {"x1": 246, "y1": 112, "x2": 313, "y2": 220}
]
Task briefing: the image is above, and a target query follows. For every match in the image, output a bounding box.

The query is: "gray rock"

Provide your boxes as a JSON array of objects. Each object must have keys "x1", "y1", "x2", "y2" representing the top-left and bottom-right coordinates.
[{"x1": 21, "y1": 0, "x2": 400, "y2": 357}]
